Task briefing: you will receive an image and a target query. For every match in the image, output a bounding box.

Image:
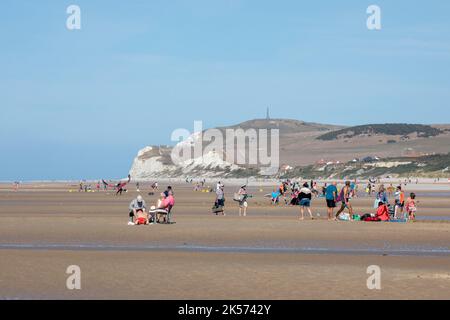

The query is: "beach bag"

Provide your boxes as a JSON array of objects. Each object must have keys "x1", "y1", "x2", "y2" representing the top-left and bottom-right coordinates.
[
  {"x1": 212, "y1": 205, "x2": 224, "y2": 213},
  {"x1": 352, "y1": 214, "x2": 361, "y2": 221},
  {"x1": 336, "y1": 189, "x2": 344, "y2": 202},
  {"x1": 364, "y1": 216, "x2": 381, "y2": 222},
  {"x1": 339, "y1": 213, "x2": 351, "y2": 221},
  {"x1": 373, "y1": 198, "x2": 380, "y2": 209},
  {"x1": 388, "y1": 206, "x2": 395, "y2": 217}
]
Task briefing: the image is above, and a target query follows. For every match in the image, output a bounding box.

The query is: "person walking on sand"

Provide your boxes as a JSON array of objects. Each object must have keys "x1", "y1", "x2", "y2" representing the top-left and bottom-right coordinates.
[
  {"x1": 335, "y1": 181, "x2": 354, "y2": 221},
  {"x1": 325, "y1": 182, "x2": 338, "y2": 220},
  {"x1": 116, "y1": 183, "x2": 124, "y2": 196},
  {"x1": 298, "y1": 183, "x2": 313, "y2": 220},
  {"x1": 237, "y1": 185, "x2": 248, "y2": 216}
]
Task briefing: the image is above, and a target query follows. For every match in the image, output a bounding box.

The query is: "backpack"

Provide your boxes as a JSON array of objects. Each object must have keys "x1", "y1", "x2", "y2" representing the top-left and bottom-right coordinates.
[{"x1": 336, "y1": 188, "x2": 344, "y2": 202}]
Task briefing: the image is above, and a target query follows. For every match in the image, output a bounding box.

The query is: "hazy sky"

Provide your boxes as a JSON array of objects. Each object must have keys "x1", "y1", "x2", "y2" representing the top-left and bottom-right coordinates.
[{"x1": 1, "y1": 0, "x2": 450, "y2": 180}]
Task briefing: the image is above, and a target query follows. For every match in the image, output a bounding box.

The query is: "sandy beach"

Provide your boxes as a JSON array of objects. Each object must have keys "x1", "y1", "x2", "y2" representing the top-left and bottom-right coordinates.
[{"x1": 0, "y1": 182, "x2": 449, "y2": 299}]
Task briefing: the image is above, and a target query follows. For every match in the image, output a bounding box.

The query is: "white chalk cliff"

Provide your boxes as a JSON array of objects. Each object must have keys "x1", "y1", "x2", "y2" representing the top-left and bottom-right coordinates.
[{"x1": 129, "y1": 145, "x2": 243, "y2": 179}]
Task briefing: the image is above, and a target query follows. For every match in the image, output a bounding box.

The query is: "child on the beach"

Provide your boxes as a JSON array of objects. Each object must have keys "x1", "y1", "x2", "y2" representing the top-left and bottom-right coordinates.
[
  {"x1": 271, "y1": 188, "x2": 280, "y2": 205},
  {"x1": 405, "y1": 193, "x2": 417, "y2": 221}
]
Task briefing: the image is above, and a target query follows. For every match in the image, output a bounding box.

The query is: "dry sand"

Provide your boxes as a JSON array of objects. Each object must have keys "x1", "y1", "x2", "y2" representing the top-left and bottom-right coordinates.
[{"x1": 0, "y1": 183, "x2": 449, "y2": 299}]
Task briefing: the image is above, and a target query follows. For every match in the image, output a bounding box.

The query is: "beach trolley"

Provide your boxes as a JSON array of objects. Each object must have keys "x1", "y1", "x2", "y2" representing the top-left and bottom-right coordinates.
[
  {"x1": 212, "y1": 204, "x2": 224, "y2": 215},
  {"x1": 149, "y1": 205, "x2": 174, "y2": 224}
]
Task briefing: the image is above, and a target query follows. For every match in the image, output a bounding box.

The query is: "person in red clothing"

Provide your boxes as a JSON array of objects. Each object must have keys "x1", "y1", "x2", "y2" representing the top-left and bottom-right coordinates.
[
  {"x1": 362, "y1": 201, "x2": 390, "y2": 222},
  {"x1": 375, "y1": 202, "x2": 390, "y2": 221}
]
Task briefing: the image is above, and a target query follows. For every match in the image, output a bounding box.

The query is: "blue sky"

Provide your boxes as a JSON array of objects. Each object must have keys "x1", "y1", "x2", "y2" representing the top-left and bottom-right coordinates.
[{"x1": 1, "y1": 0, "x2": 450, "y2": 180}]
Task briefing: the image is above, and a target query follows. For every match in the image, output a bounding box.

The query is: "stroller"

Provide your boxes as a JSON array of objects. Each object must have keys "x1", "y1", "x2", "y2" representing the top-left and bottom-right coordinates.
[
  {"x1": 212, "y1": 203, "x2": 224, "y2": 215},
  {"x1": 212, "y1": 198, "x2": 225, "y2": 215}
]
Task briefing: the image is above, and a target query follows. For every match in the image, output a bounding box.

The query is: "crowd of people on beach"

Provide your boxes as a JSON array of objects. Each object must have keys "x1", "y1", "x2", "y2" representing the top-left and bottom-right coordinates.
[
  {"x1": 124, "y1": 177, "x2": 419, "y2": 225},
  {"x1": 10, "y1": 175, "x2": 422, "y2": 225},
  {"x1": 219, "y1": 179, "x2": 418, "y2": 222}
]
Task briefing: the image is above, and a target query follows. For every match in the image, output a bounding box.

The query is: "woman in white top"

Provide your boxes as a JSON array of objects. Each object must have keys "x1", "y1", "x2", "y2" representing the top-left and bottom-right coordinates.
[{"x1": 238, "y1": 185, "x2": 248, "y2": 216}]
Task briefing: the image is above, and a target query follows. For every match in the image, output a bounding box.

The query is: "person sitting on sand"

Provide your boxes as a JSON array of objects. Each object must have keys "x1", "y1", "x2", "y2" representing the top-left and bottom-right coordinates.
[
  {"x1": 158, "y1": 191, "x2": 175, "y2": 211},
  {"x1": 164, "y1": 185, "x2": 174, "y2": 197},
  {"x1": 134, "y1": 208, "x2": 149, "y2": 225},
  {"x1": 377, "y1": 202, "x2": 390, "y2": 221},
  {"x1": 128, "y1": 195, "x2": 147, "y2": 225},
  {"x1": 154, "y1": 191, "x2": 175, "y2": 223},
  {"x1": 271, "y1": 188, "x2": 280, "y2": 205},
  {"x1": 361, "y1": 201, "x2": 390, "y2": 222}
]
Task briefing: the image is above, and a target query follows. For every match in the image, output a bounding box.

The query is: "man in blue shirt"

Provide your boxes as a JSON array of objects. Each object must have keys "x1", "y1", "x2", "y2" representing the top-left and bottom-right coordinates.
[{"x1": 325, "y1": 182, "x2": 338, "y2": 220}]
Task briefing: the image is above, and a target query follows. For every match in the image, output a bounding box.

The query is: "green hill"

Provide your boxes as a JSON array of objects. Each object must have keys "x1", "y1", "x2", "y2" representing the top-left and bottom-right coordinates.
[{"x1": 317, "y1": 124, "x2": 442, "y2": 141}]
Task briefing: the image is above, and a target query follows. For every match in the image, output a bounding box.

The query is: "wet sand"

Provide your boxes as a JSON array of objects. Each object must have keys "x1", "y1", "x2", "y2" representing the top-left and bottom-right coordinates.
[{"x1": 0, "y1": 183, "x2": 449, "y2": 299}]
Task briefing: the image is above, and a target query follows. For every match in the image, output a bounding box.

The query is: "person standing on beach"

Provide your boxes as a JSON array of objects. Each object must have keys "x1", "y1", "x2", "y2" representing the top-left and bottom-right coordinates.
[
  {"x1": 366, "y1": 183, "x2": 372, "y2": 196},
  {"x1": 375, "y1": 185, "x2": 388, "y2": 207},
  {"x1": 325, "y1": 182, "x2": 338, "y2": 220},
  {"x1": 387, "y1": 184, "x2": 394, "y2": 197},
  {"x1": 322, "y1": 183, "x2": 327, "y2": 197},
  {"x1": 405, "y1": 193, "x2": 417, "y2": 221},
  {"x1": 237, "y1": 185, "x2": 248, "y2": 216},
  {"x1": 394, "y1": 186, "x2": 405, "y2": 219},
  {"x1": 350, "y1": 180, "x2": 356, "y2": 198},
  {"x1": 298, "y1": 183, "x2": 313, "y2": 220},
  {"x1": 215, "y1": 184, "x2": 226, "y2": 216},
  {"x1": 335, "y1": 181, "x2": 354, "y2": 221}
]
